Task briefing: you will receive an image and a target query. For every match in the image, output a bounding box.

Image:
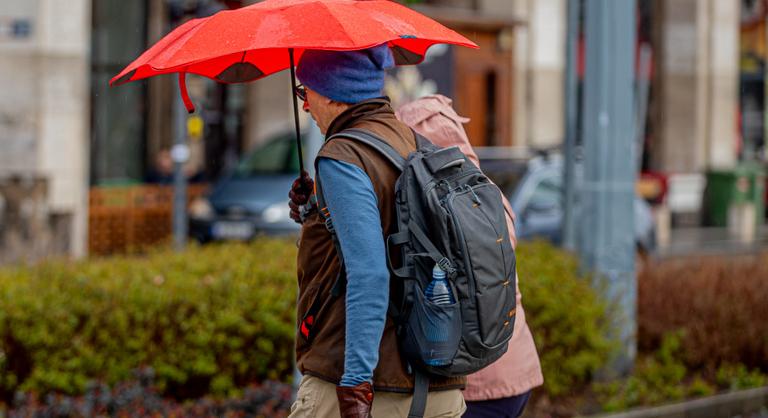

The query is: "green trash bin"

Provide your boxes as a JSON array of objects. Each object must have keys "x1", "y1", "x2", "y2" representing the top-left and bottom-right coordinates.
[{"x1": 703, "y1": 164, "x2": 765, "y2": 228}]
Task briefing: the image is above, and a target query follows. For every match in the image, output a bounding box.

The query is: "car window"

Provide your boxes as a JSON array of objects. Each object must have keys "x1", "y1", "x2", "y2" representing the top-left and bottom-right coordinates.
[
  {"x1": 527, "y1": 175, "x2": 562, "y2": 211},
  {"x1": 233, "y1": 134, "x2": 296, "y2": 177}
]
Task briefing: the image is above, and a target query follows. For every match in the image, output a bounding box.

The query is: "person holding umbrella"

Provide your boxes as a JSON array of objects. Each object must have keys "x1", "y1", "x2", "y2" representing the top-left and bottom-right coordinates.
[
  {"x1": 111, "y1": 2, "x2": 480, "y2": 417},
  {"x1": 287, "y1": 45, "x2": 466, "y2": 418}
]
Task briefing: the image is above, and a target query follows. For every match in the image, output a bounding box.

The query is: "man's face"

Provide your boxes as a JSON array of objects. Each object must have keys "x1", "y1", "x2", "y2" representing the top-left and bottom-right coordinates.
[
  {"x1": 302, "y1": 87, "x2": 347, "y2": 135},
  {"x1": 304, "y1": 87, "x2": 329, "y2": 134}
]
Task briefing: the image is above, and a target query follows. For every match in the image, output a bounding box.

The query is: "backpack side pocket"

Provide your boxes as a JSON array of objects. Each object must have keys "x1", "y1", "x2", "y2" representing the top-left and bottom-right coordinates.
[{"x1": 401, "y1": 285, "x2": 462, "y2": 372}]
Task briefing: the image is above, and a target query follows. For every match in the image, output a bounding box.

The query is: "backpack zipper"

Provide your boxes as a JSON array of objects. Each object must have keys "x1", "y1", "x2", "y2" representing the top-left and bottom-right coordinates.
[
  {"x1": 443, "y1": 189, "x2": 477, "y2": 298},
  {"x1": 423, "y1": 167, "x2": 483, "y2": 196},
  {"x1": 468, "y1": 183, "x2": 510, "y2": 281},
  {"x1": 446, "y1": 183, "x2": 515, "y2": 348}
]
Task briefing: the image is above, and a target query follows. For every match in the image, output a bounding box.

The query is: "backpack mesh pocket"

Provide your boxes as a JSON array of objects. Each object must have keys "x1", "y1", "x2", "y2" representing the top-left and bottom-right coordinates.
[{"x1": 401, "y1": 285, "x2": 462, "y2": 368}]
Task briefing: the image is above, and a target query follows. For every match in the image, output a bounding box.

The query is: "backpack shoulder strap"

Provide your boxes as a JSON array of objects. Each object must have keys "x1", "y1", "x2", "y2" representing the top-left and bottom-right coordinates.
[
  {"x1": 302, "y1": 128, "x2": 414, "y2": 345},
  {"x1": 326, "y1": 128, "x2": 407, "y2": 171},
  {"x1": 303, "y1": 129, "x2": 402, "y2": 345},
  {"x1": 299, "y1": 170, "x2": 348, "y2": 345},
  {"x1": 413, "y1": 131, "x2": 438, "y2": 151}
]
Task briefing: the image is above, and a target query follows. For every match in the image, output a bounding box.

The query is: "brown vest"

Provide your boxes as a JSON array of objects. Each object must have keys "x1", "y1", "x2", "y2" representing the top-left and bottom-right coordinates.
[{"x1": 295, "y1": 99, "x2": 465, "y2": 392}]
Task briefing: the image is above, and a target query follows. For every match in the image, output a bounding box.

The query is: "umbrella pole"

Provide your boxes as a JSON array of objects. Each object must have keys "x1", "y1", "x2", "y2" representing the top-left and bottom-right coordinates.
[{"x1": 288, "y1": 48, "x2": 306, "y2": 175}]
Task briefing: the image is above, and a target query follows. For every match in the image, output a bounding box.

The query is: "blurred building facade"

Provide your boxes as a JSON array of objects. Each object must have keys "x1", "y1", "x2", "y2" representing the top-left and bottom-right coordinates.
[
  {"x1": 0, "y1": 0, "x2": 764, "y2": 262},
  {"x1": 741, "y1": 0, "x2": 768, "y2": 161},
  {"x1": 651, "y1": 0, "x2": 741, "y2": 173},
  {"x1": 416, "y1": 1, "x2": 748, "y2": 175},
  {"x1": 0, "y1": 0, "x2": 90, "y2": 262}
]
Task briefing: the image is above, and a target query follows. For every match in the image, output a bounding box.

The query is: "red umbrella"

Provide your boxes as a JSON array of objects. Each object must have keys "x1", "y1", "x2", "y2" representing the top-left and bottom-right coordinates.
[{"x1": 111, "y1": 0, "x2": 477, "y2": 173}]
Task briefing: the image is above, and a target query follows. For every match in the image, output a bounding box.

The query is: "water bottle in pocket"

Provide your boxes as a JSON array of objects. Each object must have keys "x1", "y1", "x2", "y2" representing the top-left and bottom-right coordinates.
[{"x1": 403, "y1": 265, "x2": 462, "y2": 368}]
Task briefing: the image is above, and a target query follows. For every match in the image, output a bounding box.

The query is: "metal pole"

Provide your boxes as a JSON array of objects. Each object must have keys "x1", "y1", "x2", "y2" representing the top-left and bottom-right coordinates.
[
  {"x1": 562, "y1": 0, "x2": 581, "y2": 251},
  {"x1": 580, "y1": 0, "x2": 637, "y2": 375},
  {"x1": 172, "y1": 74, "x2": 190, "y2": 251}
]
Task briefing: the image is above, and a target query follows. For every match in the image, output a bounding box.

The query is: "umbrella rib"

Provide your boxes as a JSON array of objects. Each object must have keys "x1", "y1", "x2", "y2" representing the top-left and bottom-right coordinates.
[
  {"x1": 145, "y1": 18, "x2": 208, "y2": 68},
  {"x1": 315, "y1": 1, "x2": 357, "y2": 49},
  {"x1": 111, "y1": 18, "x2": 205, "y2": 83},
  {"x1": 157, "y1": 9, "x2": 236, "y2": 71}
]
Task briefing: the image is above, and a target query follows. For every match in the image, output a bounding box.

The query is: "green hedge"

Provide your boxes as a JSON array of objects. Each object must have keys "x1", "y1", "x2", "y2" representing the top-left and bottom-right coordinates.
[
  {"x1": 515, "y1": 241, "x2": 613, "y2": 397},
  {"x1": 0, "y1": 239, "x2": 612, "y2": 401},
  {"x1": 597, "y1": 332, "x2": 768, "y2": 412},
  {"x1": 0, "y1": 240, "x2": 297, "y2": 401}
]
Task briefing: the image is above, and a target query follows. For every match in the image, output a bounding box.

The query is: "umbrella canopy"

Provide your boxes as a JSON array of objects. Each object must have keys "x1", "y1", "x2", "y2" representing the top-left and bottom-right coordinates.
[
  {"x1": 112, "y1": 0, "x2": 476, "y2": 92},
  {"x1": 111, "y1": 0, "x2": 477, "y2": 172}
]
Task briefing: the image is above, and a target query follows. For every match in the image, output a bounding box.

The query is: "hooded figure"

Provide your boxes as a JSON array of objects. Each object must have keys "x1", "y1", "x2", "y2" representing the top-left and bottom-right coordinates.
[{"x1": 397, "y1": 95, "x2": 544, "y2": 418}]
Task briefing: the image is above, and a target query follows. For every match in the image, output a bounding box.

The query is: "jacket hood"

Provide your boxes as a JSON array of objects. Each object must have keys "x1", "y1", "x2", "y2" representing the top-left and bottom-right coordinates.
[{"x1": 395, "y1": 94, "x2": 478, "y2": 166}]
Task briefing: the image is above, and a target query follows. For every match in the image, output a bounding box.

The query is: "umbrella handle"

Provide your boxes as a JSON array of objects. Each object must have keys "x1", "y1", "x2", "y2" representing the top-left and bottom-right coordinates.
[
  {"x1": 289, "y1": 49, "x2": 306, "y2": 175},
  {"x1": 179, "y1": 72, "x2": 195, "y2": 114}
]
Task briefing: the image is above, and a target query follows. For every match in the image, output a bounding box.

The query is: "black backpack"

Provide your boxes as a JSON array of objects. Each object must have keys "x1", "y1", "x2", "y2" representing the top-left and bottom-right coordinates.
[{"x1": 303, "y1": 128, "x2": 517, "y2": 418}]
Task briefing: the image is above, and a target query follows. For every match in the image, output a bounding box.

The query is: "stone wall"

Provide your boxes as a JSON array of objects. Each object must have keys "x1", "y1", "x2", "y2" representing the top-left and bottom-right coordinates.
[{"x1": 0, "y1": 176, "x2": 71, "y2": 265}]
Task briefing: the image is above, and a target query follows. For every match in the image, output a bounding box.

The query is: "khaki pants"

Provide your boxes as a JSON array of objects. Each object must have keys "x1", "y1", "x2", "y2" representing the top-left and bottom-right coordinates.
[{"x1": 289, "y1": 375, "x2": 466, "y2": 418}]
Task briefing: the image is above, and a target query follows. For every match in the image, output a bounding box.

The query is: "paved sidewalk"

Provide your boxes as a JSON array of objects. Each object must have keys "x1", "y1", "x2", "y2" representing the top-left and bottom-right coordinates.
[{"x1": 586, "y1": 386, "x2": 768, "y2": 418}]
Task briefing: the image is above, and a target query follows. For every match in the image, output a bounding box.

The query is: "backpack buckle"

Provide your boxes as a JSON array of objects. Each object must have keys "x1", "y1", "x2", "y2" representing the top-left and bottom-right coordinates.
[
  {"x1": 437, "y1": 257, "x2": 456, "y2": 275},
  {"x1": 318, "y1": 206, "x2": 335, "y2": 233},
  {"x1": 299, "y1": 195, "x2": 318, "y2": 222}
]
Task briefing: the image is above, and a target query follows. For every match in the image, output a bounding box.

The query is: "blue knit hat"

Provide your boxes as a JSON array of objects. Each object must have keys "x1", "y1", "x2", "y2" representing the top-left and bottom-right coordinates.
[{"x1": 296, "y1": 45, "x2": 395, "y2": 104}]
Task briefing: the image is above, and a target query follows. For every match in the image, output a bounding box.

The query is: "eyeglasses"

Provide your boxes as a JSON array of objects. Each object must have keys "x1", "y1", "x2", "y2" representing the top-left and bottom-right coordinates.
[{"x1": 294, "y1": 84, "x2": 307, "y2": 102}]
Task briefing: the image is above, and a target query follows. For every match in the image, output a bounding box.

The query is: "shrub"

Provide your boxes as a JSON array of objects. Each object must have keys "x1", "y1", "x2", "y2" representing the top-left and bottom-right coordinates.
[
  {"x1": 515, "y1": 241, "x2": 614, "y2": 397},
  {"x1": 597, "y1": 332, "x2": 768, "y2": 412},
  {"x1": 0, "y1": 240, "x2": 297, "y2": 402},
  {"x1": 0, "y1": 239, "x2": 613, "y2": 403},
  {"x1": 597, "y1": 333, "x2": 692, "y2": 411},
  {"x1": 599, "y1": 252, "x2": 768, "y2": 413},
  {"x1": 715, "y1": 363, "x2": 767, "y2": 391},
  {"x1": 638, "y1": 253, "x2": 768, "y2": 371}
]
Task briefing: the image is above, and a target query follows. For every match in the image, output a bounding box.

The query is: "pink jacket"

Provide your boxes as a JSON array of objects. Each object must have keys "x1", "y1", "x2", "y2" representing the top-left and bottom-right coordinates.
[{"x1": 396, "y1": 95, "x2": 544, "y2": 401}]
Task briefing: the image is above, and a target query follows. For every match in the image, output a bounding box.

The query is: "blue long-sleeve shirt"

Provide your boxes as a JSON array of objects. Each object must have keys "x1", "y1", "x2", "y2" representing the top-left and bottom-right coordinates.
[{"x1": 316, "y1": 157, "x2": 390, "y2": 387}]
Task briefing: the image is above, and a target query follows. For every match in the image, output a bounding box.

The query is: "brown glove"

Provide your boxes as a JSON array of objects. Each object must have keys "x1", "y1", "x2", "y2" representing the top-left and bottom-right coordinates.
[
  {"x1": 288, "y1": 171, "x2": 315, "y2": 224},
  {"x1": 336, "y1": 382, "x2": 374, "y2": 418}
]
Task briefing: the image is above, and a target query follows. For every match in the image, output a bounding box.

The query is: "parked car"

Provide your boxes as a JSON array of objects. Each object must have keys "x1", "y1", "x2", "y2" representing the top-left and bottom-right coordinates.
[
  {"x1": 193, "y1": 133, "x2": 655, "y2": 253},
  {"x1": 189, "y1": 131, "x2": 304, "y2": 242},
  {"x1": 481, "y1": 152, "x2": 657, "y2": 253}
]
